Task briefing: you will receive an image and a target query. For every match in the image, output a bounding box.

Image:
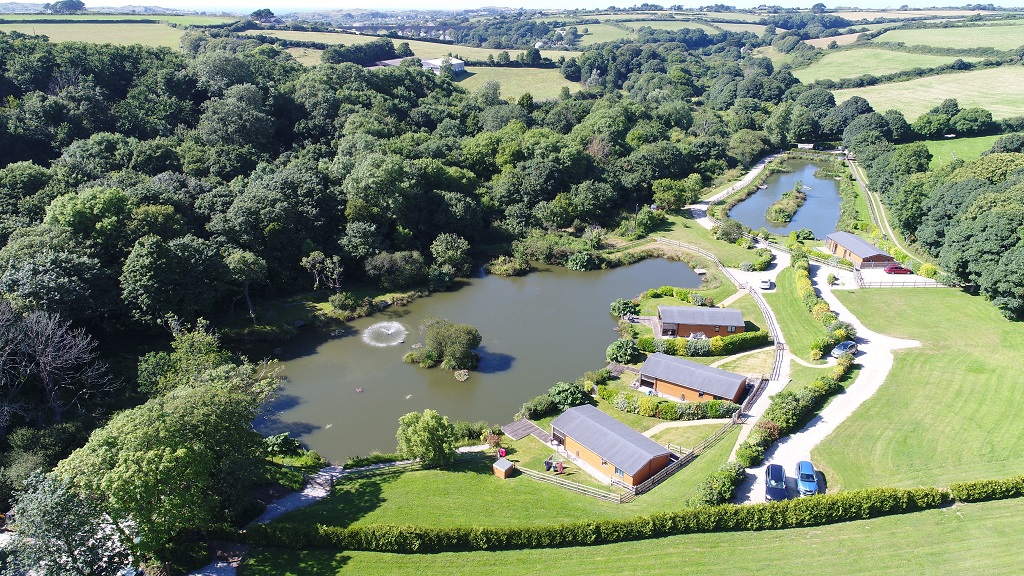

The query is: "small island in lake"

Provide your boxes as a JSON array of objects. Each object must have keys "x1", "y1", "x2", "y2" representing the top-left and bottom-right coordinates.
[
  {"x1": 765, "y1": 180, "x2": 808, "y2": 223},
  {"x1": 404, "y1": 317, "x2": 482, "y2": 371}
]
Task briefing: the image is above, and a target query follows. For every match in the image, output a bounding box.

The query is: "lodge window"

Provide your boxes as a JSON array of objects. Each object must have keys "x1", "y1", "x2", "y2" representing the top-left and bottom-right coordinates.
[
  {"x1": 715, "y1": 325, "x2": 720, "y2": 332},
  {"x1": 728, "y1": 326, "x2": 736, "y2": 333},
  {"x1": 698, "y1": 391, "x2": 705, "y2": 398},
  {"x1": 601, "y1": 459, "x2": 607, "y2": 466},
  {"x1": 614, "y1": 467, "x2": 624, "y2": 478}
]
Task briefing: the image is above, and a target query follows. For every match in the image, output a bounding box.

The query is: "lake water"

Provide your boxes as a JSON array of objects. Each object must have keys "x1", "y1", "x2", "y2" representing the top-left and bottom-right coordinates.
[
  {"x1": 727, "y1": 160, "x2": 842, "y2": 240},
  {"x1": 256, "y1": 258, "x2": 701, "y2": 461}
]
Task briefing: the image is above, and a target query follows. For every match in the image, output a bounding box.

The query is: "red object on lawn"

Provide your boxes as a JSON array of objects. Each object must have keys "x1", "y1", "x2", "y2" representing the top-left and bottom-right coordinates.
[
  {"x1": 556, "y1": 461, "x2": 564, "y2": 473},
  {"x1": 498, "y1": 448, "x2": 506, "y2": 458}
]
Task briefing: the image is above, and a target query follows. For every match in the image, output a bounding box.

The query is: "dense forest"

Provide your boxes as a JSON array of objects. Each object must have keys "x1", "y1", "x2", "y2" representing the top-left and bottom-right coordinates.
[{"x1": 0, "y1": 11, "x2": 1022, "y2": 573}]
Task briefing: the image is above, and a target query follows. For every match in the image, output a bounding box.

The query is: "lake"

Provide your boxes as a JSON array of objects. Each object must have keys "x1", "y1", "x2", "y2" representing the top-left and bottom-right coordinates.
[
  {"x1": 727, "y1": 160, "x2": 842, "y2": 239},
  {"x1": 256, "y1": 258, "x2": 702, "y2": 461}
]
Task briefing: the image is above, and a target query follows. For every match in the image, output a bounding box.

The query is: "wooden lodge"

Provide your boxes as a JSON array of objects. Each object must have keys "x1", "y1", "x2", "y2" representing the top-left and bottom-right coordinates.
[
  {"x1": 656, "y1": 305, "x2": 744, "y2": 338},
  {"x1": 824, "y1": 231, "x2": 897, "y2": 269},
  {"x1": 638, "y1": 353, "x2": 747, "y2": 404},
  {"x1": 551, "y1": 405, "x2": 671, "y2": 487}
]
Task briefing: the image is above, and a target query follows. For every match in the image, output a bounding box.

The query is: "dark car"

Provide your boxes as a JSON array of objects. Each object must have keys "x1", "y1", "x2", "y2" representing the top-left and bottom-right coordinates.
[
  {"x1": 765, "y1": 463, "x2": 787, "y2": 501},
  {"x1": 796, "y1": 461, "x2": 819, "y2": 496},
  {"x1": 884, "y1": 264, "x2": 912, "y2": 274}
]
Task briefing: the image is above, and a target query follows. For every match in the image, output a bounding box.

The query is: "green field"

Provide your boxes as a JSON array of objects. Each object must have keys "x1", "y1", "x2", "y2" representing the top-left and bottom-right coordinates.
[
  {"x1": 455, "y1": 67, "x2": 578, "y2": 101},
  {"x1": 834, "y1": 9, "x2": 994, "y2": 20},
  {"x1": 833, "y1": 65, "x2": 1024, "y2": 120},
  {"x1": 792, "y1": 48, "x2": 978, "y2": 83},
  {"x1": 919, "y1": 133, "x2": 1009, "y2": 169},
  {"x1": 274, "y1": 428, "x2": 738, "y2": 528},
  {"x1": 241, "y1": 30, "x2": 581, "y2": 61},
  {"x1": 284, "y1": 47, "x2": 323, "y2": 66},
  {"x1": 714, "y1": 347, "x2": 775, "y2": 376},
  {"x1": 814, "y1": 289, "x2": 1024, "y2": 491},
  {"x1": 658, "y1": 213, "x2": 767, "y2": 268},
  {"x1": 0, "y1": 14, "x2": 236, "y2": 24},
  {"x1": 578, "y1": 23, "x2": 635, "y2": 45},
  {"x1": 873, "y1": 23, "x2": 1024, "y2": 49},
  {"x1": 650, "y1": 424, "x2": 723, "y2": 448},
  {"x1": 632, "y1": 20, "x2": 718, "y2": 33},
  {"x1": 0, "y1": 22, "x2": 184, "y2": 47},
  {"x1": 761, "y1": 268, "x2": 827, "y2": 366},
  {"x1": 239, "y1": 497, "x2": 1024, "y2": 575},
  {"x1": 715, "y1": 22, "x2": 767, "y2": 34}
]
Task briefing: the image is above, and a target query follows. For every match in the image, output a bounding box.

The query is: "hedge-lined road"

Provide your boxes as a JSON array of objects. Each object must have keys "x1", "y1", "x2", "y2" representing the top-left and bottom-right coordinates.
[{"x1": 732, "y1": 262, "x2": 919, "y2": 504}]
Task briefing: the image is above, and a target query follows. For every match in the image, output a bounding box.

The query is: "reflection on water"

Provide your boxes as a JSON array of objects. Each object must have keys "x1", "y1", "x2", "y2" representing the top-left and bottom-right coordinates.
[
  {"x1": 255, "y1": 258, "x2": 701, "y2": 461},
  {"x1": 728, "y1": 160, "x2": 842, "y2": 239}
]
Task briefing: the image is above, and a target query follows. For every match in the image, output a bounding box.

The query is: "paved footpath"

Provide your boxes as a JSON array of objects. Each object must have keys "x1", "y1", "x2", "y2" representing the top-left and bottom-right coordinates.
[{"x1": 732, "y1": 263, "x2": 919, "y2": 503}]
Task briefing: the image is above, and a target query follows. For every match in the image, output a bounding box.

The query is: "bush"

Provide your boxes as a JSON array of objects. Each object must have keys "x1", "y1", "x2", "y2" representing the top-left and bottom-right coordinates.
[
  {"x1": 328, "y1": 292, "x2": 357, "y2": 312},
  {"x1": 344, "y1": 452, "x2": 404, "y2": 469},
  {"x1": 685, "y1": 338, "x2": 711, "y2": 357},
  {"x1": 693, "y1": 461, "x2": 746, "y2": 506},
  {"x1": 597, "y1": 385, "x2": 617, "y2": 402},
  {"x1": 690, "y1": 293, "x2": 705, "y2": 306},
  {"x1": 452, "y1": 420, "x2": 492, "y2": 443},
  {"x1": 637, "y1": 395, "x2": 660, "y2": 417},
  {"x1": 636, "y1": 336, "x2": 655, "y2": 353},
  {"x1": 264, "y1": 433, "x2": 302, "y2": 457},
  {"x1": 656, "y1": 402, "x2": 681, "y2": 420},
  {"x1": 739, "y1": 261, "x2": 753, "y2": 272},
  {"x1": 548, "y1": 381, "x2": 589, "y2": 410},
  {"x1": 917, "y1": 262, "x2": 939, "y2": 279},
  {"x1": 658, "y1": 285, "x2": 675, "y2": 297},
  {"x1": 735, "y1": 442, "x2": 765, "y2": 467},
  {"x1": 606, "y1": 339, "x2": 640, "y2": 363},
  {"x1": 673, "y1": 288, "x2": 692, "y2": 301},
  {"x1": 610, "y1": 298, "x2": 640, "y2": 317},
  {"x1": 486, "y1": 255, "x2": 530, "y2": 276},
  {"x1": 565, "y1": 251, "x2": 599, "y2": 271},
  {"x1": 613, "y1": 392, "x2": 636, "y2": 413},
  {"x1": 949, "y1": 476, "x2": 1024, "y2": 502},
  {"x1": 515, "y1": 394, "x2": 557, "y2": 420},
  {"x1": 709, "y1": 336, "x2": 725, "y2": 355}
]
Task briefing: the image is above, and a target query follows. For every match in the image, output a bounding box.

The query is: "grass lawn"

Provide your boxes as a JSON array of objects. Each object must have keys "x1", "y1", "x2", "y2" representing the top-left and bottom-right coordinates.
[
  {"x1": 658, "y1": 213, "x2": 764, "y2": 268},
  {"x1": 813, "y1": 289, "x2": 1024, "y2": 491},
  {"x1": 650, "y1": 424, "x2": 723, "y2": 449},
  {"x1": 834, "y1": 65, "x2": 1024, "y2": 121},
  {"x1": 503, "y1": 435, "x2": 622, "y2": 492},
  {"x1": 0, "y1": 22, "x2": 183, "y2": 47},
  {"x1": 633, "y1": 20, "x2": 718, "y2": 33},
  {"x1": 791, "y1": 48, "x2": 980, "y2": 83},
  {"x1": 873, "y1": 23, "x2": 1024, "y2": 49},
  {"x1": 714, "y1": 347, "x2": 775, "y2": 376},
  {"x1": 455, "y1": 67, "x2": 578, "y2": 101},
  {"x1": 715, "y1": 22, "x2": 767, "y2": 34},
  {"x1": 762, "y1": 268, "x2": 827, "y2": 366},
  {"x1": 240, "y1": 497, "x2": 1024, "y2": 575},
  {"x1": 272, "y1": 427, "x2": 738, "y2": 529},
  {"x1": 729, "y1": 293, "x2": 767, "y2": 332},
  {"x1": 918, "y1": 133, "x2": 1011, "y2": 170},
  {"x1": 285, "y1": 47, "x2": 324, "y2": 66},
  {"x1": 803, "y1": 32, "x2": 864, "y2": 48},
  {"x1": 578, "y1": 23, "x2": 634, "y2": 45}
]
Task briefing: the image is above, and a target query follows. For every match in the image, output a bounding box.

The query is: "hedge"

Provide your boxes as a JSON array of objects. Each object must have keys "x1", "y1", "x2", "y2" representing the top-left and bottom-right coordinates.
[
  {"x1": 600, "y1": 387, "x2": 740, "y2": 422},
  {"x1": 950, "y1": 476, "x2": 1024, "y2": 502},
  {"x1": 636, "y1": 331, "x2": 770, "y2": 358},
  {"x1": 240, "y1": 486, "x2": 949, "y2": 553}
]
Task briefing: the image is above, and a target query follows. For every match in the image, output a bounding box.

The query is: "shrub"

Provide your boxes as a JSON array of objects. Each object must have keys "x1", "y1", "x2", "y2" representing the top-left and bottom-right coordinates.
[
  {"x1": 950, "y1": 476, "x2": 1024, "y2": 502},
  {"x1": 636, "y1": 336, "x2": 655, "y2": 353},
  {"x1": 810, "y1": 349, "x2": 823, "y2": 361},
  {"x1": 452, "y1": 420, "x2": 491, "y2": 443},
  {"x1": 585, "y1": 369, "x2": 612, "y2": 386},
  {"x1": 735, "y1": 441, "x2": 765, "y2": 467},
  {"x1": 329, "y1": 292, "x2": 358, "y2": 312},
  {"x1": 486, "y1": 255, "x2": 530, "y2": 276},
  {"x1": 637, "y1": 395, "x2": 660, "y2": 417},
  {"x1": 264, "y1": 433, "x2": 302, "y2": 457},
  {"x1": 658, "y1": 285, "x2": 675, "y2": 297},
  {"x1": 646, "y1": 288, "x2": 661, "y2": 299},
  {"x1": 709, "y1": 336, "x2": 725, "y2": 355},
  {"x1": 685, "y1": 338, "x2": 711, "y2": 357},
  {"x1": 597, "y1": 385, "x2": 617, "y2": 402},
  {"x1": 515, "y1": 394, "x2": 557, "y2": 420},
  {"x1": 704, "y1": 297, "x2": 715, "y2": 306},
  {"x1": 693, "y1": 461, "x2": 746, "y2": 506},
  {"x1": 606, "y1": 339, "x2": 640, "y2": 363},
  {"x1": 739, "y1": 261, "x2": 753, "y2": 272},
  {"x1": 690, "y1": 293, "x2": 705, "y2": 306},
  {"x1": 613, "y1": 392, "x2": 635, "y2": 413},
  {"x1": 826, "y1": 273, "x2": 838, "y2": 285},
  {"x1": 610, "y1": 298, "x2": 640, "y2": 317},
  {"x1": 917, "y1": 262, "x2": 939, "y2": 279},
  {"x1": 656, "y1": 402, "x2": 681, "y2": 420},
  {"x1": 548, "y1": 381, "x2": 588, "y2": 410},
  {"x1": 673, "y1": 288, "x2": 692, "y2": 301},
  {"x1": 565, "y1": 251, "x2": 599, "y2": 271},
  {"x1": 344, "y1": 452, "x2": 404, "y2": 469}
]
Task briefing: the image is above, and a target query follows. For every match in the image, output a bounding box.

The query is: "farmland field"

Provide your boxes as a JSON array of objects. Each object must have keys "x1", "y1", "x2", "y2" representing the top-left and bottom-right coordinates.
[
  {"x1": 920, "y1": 134, "x2": 1010, "y2": 169},
  {"x1": 833, "y1": 66, "x2": 1024, "y2": 120},
  {"x1": 456, "y1": 67, "x2": 578, "y2": 101},
  {"x1": 0, "y1": 14, "x2": 236, "y2": 24},
  {"x1": 873, "y1": 24, "x2": 1024, "y2": 49},
  {"x1": 833, "y1": 9, "x2": 994, "y2": 20},
  {"x1": 714, "y1": 22, "x2": 767, "y2": 34},
  {"x1": 631, "y1": 20, "x2": 718, "y2": 33},
  {"x1": 792, "y1": 48, "x2": 981, "y2": 83},
  {"x1": 284, "y1": 47, "x2": 323, "y2": 66},
  {"x1": 804, "y1": 32, "x2": 865, "y2": 48},
  {"x1": 578, "y1": 22, "x2": 634, "y2": 44},
  {"x1": 241, "y1": 30, "x2": 581, "y2": 61},
  {"x1": 813, "y1": 289, "x2": 1024, "y2": 491},
  {"x1": 239, "y1": 498, "x2": 1024, "y2": 575},
  {"x1": 0, "y1": 22, "x2": 183, "y2": 47}
]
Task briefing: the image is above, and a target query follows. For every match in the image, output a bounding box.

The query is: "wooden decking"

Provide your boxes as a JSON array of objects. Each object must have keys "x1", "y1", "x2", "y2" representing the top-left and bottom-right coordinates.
[{"x1": 501, "y1": 418, "x2": 552, "y2": 444}]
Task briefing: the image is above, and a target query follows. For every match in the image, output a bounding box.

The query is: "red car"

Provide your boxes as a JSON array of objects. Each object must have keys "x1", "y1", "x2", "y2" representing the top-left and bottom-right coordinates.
[{"x1": 884, "y1": 264, "x2": 912, "y2": 274}]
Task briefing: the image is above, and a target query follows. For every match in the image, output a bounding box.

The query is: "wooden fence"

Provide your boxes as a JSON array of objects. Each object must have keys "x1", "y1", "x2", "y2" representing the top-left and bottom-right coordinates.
[{"x1": 517, "y1": 466, "x2": 629, "y2": 503}]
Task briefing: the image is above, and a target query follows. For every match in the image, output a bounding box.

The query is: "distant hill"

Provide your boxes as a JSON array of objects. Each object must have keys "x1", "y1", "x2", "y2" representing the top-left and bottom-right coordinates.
[
  {"x1": 0, "y1": 3, "x2": 224, "y2": 14},
  {"x1": 0, "y1": 2, "x2": 45, "y2": 12}
]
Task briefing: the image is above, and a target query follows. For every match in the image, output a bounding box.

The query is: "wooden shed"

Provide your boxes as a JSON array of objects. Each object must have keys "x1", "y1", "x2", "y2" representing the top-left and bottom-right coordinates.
[
  {"x1": 493, "y1": 457, "x2": 515, "y2": 479},
  {"x1": 824, "y1": 231, "x2": 896, "y2": 269}
]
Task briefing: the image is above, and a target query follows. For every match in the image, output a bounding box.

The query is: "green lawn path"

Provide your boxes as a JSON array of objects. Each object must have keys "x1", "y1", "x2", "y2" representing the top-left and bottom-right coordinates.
[{"x1": 761, "y1": 267, "x2": 827, "y2": 366}]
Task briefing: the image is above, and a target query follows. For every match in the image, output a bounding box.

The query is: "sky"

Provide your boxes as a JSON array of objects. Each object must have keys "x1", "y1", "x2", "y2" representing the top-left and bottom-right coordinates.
[{"x1": 87, "y1": 0, "x2": 984, "y2": 15}]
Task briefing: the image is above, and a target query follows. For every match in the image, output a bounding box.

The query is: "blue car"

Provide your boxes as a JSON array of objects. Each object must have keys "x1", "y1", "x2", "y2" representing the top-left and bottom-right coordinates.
[
  {"x1": 796, "y1": 461, "x2": 818, "y2": 496},
  {"x1": 765, "y1": 463, "x2": 787, "y2": 501}
]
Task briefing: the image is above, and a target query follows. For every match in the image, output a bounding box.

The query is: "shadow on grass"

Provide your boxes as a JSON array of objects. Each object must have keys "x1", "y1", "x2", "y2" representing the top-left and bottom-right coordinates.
[
  {"x1": 745, "y1": 320, "x2": 763, "y2": 332},
  {"x1": 285, "y1": 472, "x2": 400, "y2": 528},
  {"x1": 241, "y1": 548, "x2": 351, "y2": 575}
]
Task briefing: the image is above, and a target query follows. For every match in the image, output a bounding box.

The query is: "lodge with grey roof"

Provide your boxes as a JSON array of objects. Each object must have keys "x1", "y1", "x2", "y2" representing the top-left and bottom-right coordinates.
[
  {"x1": 639, "y1": 353, "x2": 748, "y2": 404},
  {"x1": 824, "y1": 231, "x2": 897, "y2": 269},
  {"x1": 657, "y1": 305, "x2": 745, "y2": 338},
  {"x1": 551, "y1": 405, "x2": 672, "y2": 487}
]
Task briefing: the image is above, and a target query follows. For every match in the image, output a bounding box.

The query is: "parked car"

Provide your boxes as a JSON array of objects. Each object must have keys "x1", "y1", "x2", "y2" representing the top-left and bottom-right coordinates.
[
  {"x1": 796, "y1": 461, "x2": 819, "y2": 496},
  {"x1": 884, "y1": 264, "x2": 912, "y2": 274},
  {"x1": 831, "y1": 340, "x2": 858, "y2": 358},
  {"x1": 759, "y1": 279, "x2": 772, "y2": 290},
  {"x1": 765, "y1": 463, "x2": 787, "y2": 501}
]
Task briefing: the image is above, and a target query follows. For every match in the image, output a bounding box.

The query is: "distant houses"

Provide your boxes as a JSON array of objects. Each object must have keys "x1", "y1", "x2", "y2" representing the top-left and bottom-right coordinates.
[
  {"x1": 551, "y1": 405, "x2": 672, "y2": 487},
  {"x1": 824, "y1": 231, "x2": 897, "y2": 269},
  {"x1": 368, "y1": 56, "x2": 465, "y2": 75},
  {"x1": 655, "y1": 305, "x2": 744, "y2": 339},
  {"x1": 638, "y1": 353, "x2": 748, "y2": 403}
]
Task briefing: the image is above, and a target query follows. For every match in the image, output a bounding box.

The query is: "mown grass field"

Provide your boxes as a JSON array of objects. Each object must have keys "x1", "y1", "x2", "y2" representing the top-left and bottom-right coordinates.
[
  {"x1": 834, "y1": 9, "x2": 994, "y2": 19},
  {"x1": 0, "y1": 22, "x2": 184, "y2": 47},
  {"x1": 578, "y1": 23, "x2": 634, "y2": 45},
  {"x1": 792, "y1": 48, "x2": 979, "y2": 83},
  {"x1": 239, "y1": 497, "x2": 1024, "y2": 575},
  {"x1": 833, "y1": 65, "x2": 1024, "y2": 120},
  {"x1": 0, "y1": 14, "x2": 236, "y2": 24},
  {"x1": 714, "y1": 347, "x2": 775, "y2": 376},
  {"x1": 455, "y1": 67, "x2": 578, "y2": 101},
  {"x1": 650, "y1": 424, "x2": 723, "y2": 448},
  {"x1": 632, "y1": 20, "x2": 718, "y2": 33},
  {"x1": 241, "y1": 30, "x2": 582, "y2": 61},
  {"x1": 813, "y1": 289, "x2": 1024, "y2": 491},
  {"x1": 273, "y1": 427, "x2": 738, "y2": 529},
  {"x1": 284, "y1": 47, "x2": 323, "y2": 66},
  {"x1": 762, "y1": 267, "x2": 827, "y2": 366},
  {"x1": 873, "y1": 23, "x2": 1024, "y2": 49},
  {"x1": 919, "y1": 133, "x2": 1009, "y2": 169},
  {"x1": 658, "y1": 213, "x2": 766, "y2": 268}
]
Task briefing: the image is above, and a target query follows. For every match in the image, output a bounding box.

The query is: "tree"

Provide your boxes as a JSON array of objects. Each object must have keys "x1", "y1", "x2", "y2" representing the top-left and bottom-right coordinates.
[
  {"x1": 250, "y1": 8, "x2": 275, "y2": 21},
  {"x1": 198, "y1": 84, "x2": 273, "y2": 146},
  {"x1": 364, "y1": 251, "x2": 426, "y2": 291},
  {"x1": 652, "y1": 174, "x2": 702, "y2": 211},
  {"x1": 606, "y1": 338, "x2": 640, "y2": 363},
  {"x1": 610, "y1": 298, "x2": 640, "y2": 317},
  {"x1": 429, "y1": 233, "x2": 472, "y2": 277},
  {"x1": 548, "y1": 381, "x2": 587, "y2": 410},
  {"x1": 727, "y1": 129, "x2": 771, "y2": 167},
  {"x1": 44, "y1": 0, "x2": 84, "y2": 13},
  {"x1": 300, "y1": 250, "x2": 344, "y2": 292},
  {"x1": 416, "y1": 317, "x2": 482, "y2": 370},
  {"x1": 950, "y1": 107, "x2": 995, "y2": 135},
  {"x1": 911, "y1": 112, "x2": 950, "y2": 139},
  {"x1": 225, "y1": 249, "x2": 266, "y2": 324},
  {"x1": 7, "y1": 473, "x2": 131, "y2": 576},
  {"x1": 137, "y1": 319, "x2": 233, "y2": 395},
  {"x1": 395, "y1": 409, "x2": 456, "y2": 466}
]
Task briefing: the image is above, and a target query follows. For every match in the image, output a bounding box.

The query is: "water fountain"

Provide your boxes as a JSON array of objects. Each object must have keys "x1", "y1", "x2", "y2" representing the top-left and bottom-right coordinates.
[{"x1": 361, "y1": 321, "x2": 408, "y2": 347}]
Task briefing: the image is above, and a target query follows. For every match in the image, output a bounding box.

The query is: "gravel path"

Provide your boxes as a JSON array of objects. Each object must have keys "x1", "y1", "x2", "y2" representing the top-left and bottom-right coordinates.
[{"x1": 731, "y1": 262, "x2": 919, "y2": 503}]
